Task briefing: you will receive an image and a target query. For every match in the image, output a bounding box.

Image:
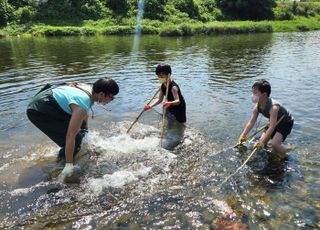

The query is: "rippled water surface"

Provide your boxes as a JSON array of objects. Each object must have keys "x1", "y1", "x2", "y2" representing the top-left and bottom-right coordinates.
[{"x1": 0, "y1": 32, "x2": 319, "y2": 229}]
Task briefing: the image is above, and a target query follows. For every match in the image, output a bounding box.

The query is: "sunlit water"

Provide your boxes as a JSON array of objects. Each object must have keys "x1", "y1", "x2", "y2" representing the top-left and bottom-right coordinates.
[{"x1": 0, "y1": 32, "x2": 319, "y2": 228}]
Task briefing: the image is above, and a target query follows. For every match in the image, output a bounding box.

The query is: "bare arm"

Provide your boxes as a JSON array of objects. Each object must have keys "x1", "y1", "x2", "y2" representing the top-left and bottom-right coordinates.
[
  {"x1": 65, "y1": 104, "x2": 87, "y2": 163},
  {"x1": 259, "y1": 105, "x2": 279, "y2": 144},
  {"x1": 241, "y1": 106, "x2": 259, "y2": 137},
  {"x1": 169, "y1": 86, "x2": 180, "y2": 106}
]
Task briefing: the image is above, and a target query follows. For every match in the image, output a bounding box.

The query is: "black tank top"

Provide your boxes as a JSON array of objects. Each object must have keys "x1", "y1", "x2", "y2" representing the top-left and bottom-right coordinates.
[
  {"x1": 257, "y1": 98, "x2": 293, "y2": 124},
  {"x1": 161, "y1": 81, "x2": 186, "y2": 123}
]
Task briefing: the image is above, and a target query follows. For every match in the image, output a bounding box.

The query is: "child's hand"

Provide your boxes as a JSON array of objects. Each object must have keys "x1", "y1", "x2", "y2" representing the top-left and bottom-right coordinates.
[
  {"x1": 144, "y1": 105, "x2": 152, "y2": 111},
  {"x1": 163, "y1": 101, "x2": 172, "y2": 108}
]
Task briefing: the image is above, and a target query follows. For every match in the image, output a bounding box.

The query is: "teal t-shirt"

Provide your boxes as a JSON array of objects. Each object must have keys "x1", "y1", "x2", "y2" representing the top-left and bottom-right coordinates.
[{"x1": 52, "y1": 84, "x2": 93, "y2": 115}]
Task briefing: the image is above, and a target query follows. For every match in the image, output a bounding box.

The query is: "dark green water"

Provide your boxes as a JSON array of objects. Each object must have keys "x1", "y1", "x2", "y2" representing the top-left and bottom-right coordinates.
[{"x1": 0, "y1": 32, "x2": 319, "y2": 228}]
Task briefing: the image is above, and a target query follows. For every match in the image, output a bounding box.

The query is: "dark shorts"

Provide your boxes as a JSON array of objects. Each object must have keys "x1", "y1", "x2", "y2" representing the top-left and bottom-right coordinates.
[{"x1": 270, "y1": 120, "x2": 294, "y2": 142}]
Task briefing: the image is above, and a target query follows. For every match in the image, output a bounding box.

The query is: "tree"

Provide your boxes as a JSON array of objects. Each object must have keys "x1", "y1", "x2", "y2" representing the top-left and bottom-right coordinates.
[
  {"x1": 104, "y1": 0, "x2": 129, "y2": 15},
  {"x1": 172, "y1": 0, "x2": 200, "y2": 19},
  {"x1": 144, "y1": 0, "x2": 166, "y2": 20},
  {"x1": 0, "y1": 0, "x2": 14, "y2": 26},
  {"x1": 216, "y1": 0, "x2": 276, "y2": 20},
  {"x1": 8, "y1": 0, "x2": 28, "y2": 8}
]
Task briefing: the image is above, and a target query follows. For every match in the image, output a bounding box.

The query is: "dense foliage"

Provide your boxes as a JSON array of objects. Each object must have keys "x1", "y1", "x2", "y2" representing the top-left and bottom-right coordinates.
[
  {"x1": 215, "y1": 0, "x2": 276, "y2": 20},
  {"x1": 0, "y1": 0, "x2": 14, "y2": 26},
  {"x1": 0, "y1": 0, "x2": 319, "y2": 35}
]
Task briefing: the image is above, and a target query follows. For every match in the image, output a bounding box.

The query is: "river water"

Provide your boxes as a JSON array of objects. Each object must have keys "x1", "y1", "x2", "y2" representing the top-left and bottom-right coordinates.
[{"x1": 0, "y1": 32, "x2": 319, "y2": 229}]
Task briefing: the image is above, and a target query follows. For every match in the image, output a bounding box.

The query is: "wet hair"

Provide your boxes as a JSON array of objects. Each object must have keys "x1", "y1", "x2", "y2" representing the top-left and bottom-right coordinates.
[
  {"x1": 155, "y1": 64, "x2": 172, "y2": 76},
  {"x1": 252, "y1": 79, "x2": 271, "y2": 97},
  {"x1": 92, "y1": 77, "x2": 119, "y2": 96}
]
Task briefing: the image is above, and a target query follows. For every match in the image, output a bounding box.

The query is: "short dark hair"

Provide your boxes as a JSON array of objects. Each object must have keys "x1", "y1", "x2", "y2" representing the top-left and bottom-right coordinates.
[
  {"x1": 93, "y1": 77, "x2": 119, "y2": 96},
  {"x1": 155, "y1": 64, "x2": 172, "y2": 76},
  {"x1": 252, "y1": 79, "x2": 271, "y2": 97}
]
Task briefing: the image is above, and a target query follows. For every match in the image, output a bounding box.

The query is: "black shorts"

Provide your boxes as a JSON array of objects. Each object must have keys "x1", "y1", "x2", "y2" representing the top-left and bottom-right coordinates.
[{"x1": 270, "y1": 120, "x2": 294, "y2": 142}]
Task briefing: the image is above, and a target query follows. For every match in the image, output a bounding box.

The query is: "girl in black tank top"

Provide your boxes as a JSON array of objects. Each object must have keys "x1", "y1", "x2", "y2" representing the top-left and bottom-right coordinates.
[
  {"x1": 144, "y1": 73, "x2": 187, "y2": 123},
  {"x1": 160, "y1": 81, "x2": 186, "y2": 123}
]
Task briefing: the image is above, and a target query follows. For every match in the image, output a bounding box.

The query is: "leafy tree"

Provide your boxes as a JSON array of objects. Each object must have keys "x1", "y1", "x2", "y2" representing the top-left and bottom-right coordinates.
[
  {"x1": 104, "y1": 0, "x2": 129, "y2": 15},
  {"x1": 37, "y1": 0, "x2": 73, "y2": 20},
  {"x1": 8, "y1": 0, "x2": 28, "y2": 8},
  {"x1": 79, "y1": 0, "x2": 107, "y2": 20},
  {"x1": 36, "y1": 0, "x2": 107, "y2": 21},
  {"x1": 0, "y1": 0, "x2": 14, "y2": 26},
  {"x1": 172, "y1": 0, "x2": 200, "y2": 19},
  {"x1": 15, "y1": 5, "x2": 37, "y2": 23},
  {"x1": 216, "y1": 0, "x2": 276, "y2": 20},
  {"x1": 144, "y1": 0, "x2": 166, "y2": 20}
]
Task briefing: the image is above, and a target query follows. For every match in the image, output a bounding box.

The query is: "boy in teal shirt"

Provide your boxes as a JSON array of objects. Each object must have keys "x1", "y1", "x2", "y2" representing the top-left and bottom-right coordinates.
[{"x1": 27, "y1": 77, "x2": 119, "y2": 180}]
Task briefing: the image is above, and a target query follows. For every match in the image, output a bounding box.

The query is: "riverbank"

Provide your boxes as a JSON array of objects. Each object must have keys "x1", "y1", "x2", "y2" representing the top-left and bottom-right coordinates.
[{"x1": 0, "y1": 16, "x2": 319, "y2": 37}]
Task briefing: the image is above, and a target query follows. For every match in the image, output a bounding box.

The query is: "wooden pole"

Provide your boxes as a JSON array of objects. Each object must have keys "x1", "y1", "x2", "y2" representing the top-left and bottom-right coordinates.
[
  {"x1": 160, "y1": 78, "x2": 170, "y2": 147},
  {"x1": 126, "y1": 88, "x2": 160, "y2": 133},
  {"x1": 216, "y1": 115, "x2": 286, "y2": 192}
]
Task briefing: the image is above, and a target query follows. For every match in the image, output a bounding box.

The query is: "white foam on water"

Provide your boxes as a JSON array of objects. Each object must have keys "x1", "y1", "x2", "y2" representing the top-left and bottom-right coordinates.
[
  {"x1": 9, "y1": 187, "x2": 33, "y2": 196},
  {"x1": 86, "y1": 166, "x2": 152, "y2": 196},
  {"x1": 0, "y1": 163, "x2": 9, "y2": 172},
  {"x1": 85, "y1": 130, "x2": 175, "y2": 161},
  {"x1": 81, "y1": 127, "x2": 178, "y2": 196}
]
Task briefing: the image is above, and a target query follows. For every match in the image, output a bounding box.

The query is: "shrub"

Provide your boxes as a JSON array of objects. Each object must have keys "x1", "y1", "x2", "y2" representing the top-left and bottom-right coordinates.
[
  {"x1": 0, "y1": 0, "x2": 14, "y2": 26},
  {"x1": 15, "y1": 5, "x2": 36, "y2": 24},
  {"x1": 273, "y1": 6, "x2": 294, "y2": 20},
  {"x1": 79, "y1": 1, "x2": 108, "y2": 20},
  {"x1": 144, "y1": 0, "x2": 166, "y2": 20},
  {"x1": 216, "y1": 0, "x2": 276, "y2": 20},
  {"x1": 172, "y1": 0, "x2": 200, "y2": 19},
  {"x1": 105, "y1": 0, "x2": 129, "y2": 15}
]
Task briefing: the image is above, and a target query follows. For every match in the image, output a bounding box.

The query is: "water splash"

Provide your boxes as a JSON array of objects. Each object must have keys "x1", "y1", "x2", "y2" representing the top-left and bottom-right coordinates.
[{"x1": 132, "y1": 0, "x2": 145, "y2": 53}]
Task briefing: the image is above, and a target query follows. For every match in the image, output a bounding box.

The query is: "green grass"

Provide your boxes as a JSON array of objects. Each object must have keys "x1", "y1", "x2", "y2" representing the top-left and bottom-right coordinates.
[
  {"x1": 270, "y1": 16, "x2": 320, "y2": 32},
  {"x1": 1, "y1": 15, "x2": 319, "y2": 38},
  {"x1": 0, "y1": 30, "x2": 7, "y2": 38},
  {"x1": 159, "y1": 16, "x2": 320, "y2": 36}
]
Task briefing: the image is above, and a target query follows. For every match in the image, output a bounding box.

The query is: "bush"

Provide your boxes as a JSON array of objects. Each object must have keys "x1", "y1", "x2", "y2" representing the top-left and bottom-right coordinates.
[
  {"x1": 15, "y1": 5, "x2": 36, "y2": 24},
  {"x1": 102, "y1": 25, "x2": 134, "y2": 35},
  {"x1": 144, "y1": 0, "x2": 166, "y2": 20},
  {"x1": 172, "y1": 0, "x2": 200, "y2": 19},
  {"x1": 79, "y1": 1, "x2": 108, "y2": 20},
  {"x1": 0, "y1": 0, "x2": 14, "y2": 26},
  {"x1": 160, "y1": 22, "x2": 273, "y2": 37},
  {"x1": 216, "y1": 0, "x2": 276, "y2": 20},
  {"x1": 163, "y1": 2, "x2": 190, "y2": 23},
  {"x1": 273, "y1": 6, "x2": 294, "y2": 20},
  {"x1": 105, "y1": 0, "x2": 129, "y2": 15},
  {"x1": 8, "y1": 0, "x2": 29, "y2": 8},
  {"x1": 275, "y1": 2, "x2": 320, "y2": 20}
]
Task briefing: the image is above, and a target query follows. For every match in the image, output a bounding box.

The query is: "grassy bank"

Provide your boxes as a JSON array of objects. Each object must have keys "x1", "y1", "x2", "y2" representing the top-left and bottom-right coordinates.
[
  {"x1": 0, "y1": 16, "x2": 319, "y2": 38},
  {"x1": 160, "y1": 16, "x2": 320, "y2": 36}
]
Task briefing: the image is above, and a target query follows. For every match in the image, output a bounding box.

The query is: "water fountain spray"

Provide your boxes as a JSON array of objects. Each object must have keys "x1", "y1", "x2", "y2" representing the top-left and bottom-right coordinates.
[{"x1": 132, "y1": 0, "x2": 145, "y2": 53}]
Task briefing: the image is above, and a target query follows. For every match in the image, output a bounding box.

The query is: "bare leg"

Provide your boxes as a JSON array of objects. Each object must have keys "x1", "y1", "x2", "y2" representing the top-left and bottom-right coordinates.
[{"x1": 271, "y1": 132, "x2": 287, "y2": 158}]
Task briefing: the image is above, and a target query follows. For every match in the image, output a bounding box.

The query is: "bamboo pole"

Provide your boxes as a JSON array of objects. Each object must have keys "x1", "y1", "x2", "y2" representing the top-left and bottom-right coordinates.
[
  {"x1": 126, "y1": 88, "x2": 160, "y2": 133},
  {"x1": 160, "y1": 79, "x2": 170, "y2": 147},
  {"x1": 215, "y1": 115, "x2": 285, "y2": 192},
  {"x1": 233, "y1": 123, "x2": 268, "y2": 148}
]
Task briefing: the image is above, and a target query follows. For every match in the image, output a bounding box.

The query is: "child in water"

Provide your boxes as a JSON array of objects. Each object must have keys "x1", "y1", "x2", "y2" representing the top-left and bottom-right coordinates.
[
  {"x1": 27, "y1": 77, "x2": 119, "y2": 180},
  {"x1": 237, "y1": 79, "x2": 294, "y2": 158},
  {"x1": 143, "y1": 64, "x2": 186, "y2": 149},
  {"x1": 143, "y1": 63, "x2": 186, "y2": 124}
]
